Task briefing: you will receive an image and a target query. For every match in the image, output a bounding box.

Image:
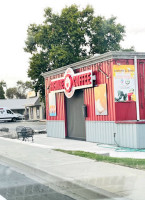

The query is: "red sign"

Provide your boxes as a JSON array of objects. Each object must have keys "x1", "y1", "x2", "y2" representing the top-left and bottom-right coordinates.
[{"x1": 50, "y1": 68, "x2": 95, "y2": 98}]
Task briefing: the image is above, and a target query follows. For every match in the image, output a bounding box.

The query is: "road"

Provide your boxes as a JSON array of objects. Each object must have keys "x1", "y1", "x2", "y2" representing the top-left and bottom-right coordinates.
[{"x1": 0, "y1": 163, "x2": 74, "y2": 200}]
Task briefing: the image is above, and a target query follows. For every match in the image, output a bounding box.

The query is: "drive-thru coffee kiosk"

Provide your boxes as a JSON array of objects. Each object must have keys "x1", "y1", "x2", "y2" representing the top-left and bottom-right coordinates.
[{"x1": 43, "y1": 51, "x2": 145, "y2": 148}]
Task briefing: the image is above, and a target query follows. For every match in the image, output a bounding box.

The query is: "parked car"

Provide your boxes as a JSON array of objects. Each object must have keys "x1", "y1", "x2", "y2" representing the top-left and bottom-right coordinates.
[
  {"x1": 14, "y1": 113, "x2": 25, "y2": 120},
  {"x1": 0, "y1": 107, "x2": 19, "y2": 122}
]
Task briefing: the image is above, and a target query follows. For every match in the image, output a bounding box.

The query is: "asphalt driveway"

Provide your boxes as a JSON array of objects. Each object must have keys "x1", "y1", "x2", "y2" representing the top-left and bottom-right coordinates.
[{"x1": 0, "y1": 121, "x2": 46, "y2": 135}]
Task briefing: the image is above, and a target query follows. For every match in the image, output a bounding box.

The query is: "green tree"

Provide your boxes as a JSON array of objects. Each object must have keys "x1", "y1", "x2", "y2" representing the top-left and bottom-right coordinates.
[
  {"x1": 0, "y1": 85, "x2": 5, "y2": 99},
  {"x1": 6, "y1": 81, "x2": 33, "y2": 99},
  {"x1": 0, "y1": 81, "x2": 6, "y2": 88},
  {"x1": 16, "y1": 80, "x2": 33, "y2": 98},
  {"x1": 24, "y1": 5, "x2": 125, "y2": 100},
  {"x1": 6, "y1": 87, "x2": 17, "y2": 99},
  {"x1": 0, "y1": 81, "x2": 6, "y2": 99},
  {"x1": 90, "y1": 16, "x2": 125, "y2": 54},
  {"x1": 121, "y1": 46, "x2": 135, "y2": 52}
]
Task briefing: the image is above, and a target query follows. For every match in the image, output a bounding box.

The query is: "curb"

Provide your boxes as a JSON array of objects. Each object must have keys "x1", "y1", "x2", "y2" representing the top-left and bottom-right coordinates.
[
  {"x1": 23, "y1": 120, "x2": 46, "y2": 122},
  {"x1": 0, "y1": 154, "x2": 127, "y2": 200}
]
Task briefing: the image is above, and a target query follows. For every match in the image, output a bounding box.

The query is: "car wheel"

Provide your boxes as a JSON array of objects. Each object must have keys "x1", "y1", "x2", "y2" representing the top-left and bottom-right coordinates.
[{"x1": 12, "y1": 118, "x2": 17, "y2": 122}]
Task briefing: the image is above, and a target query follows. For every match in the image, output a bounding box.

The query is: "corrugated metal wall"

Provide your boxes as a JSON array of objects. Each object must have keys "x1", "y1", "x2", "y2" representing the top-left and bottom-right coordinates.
[
  {"x1": 46, "y1": 120, "x2": 65, "y2": 138},
  {"x1": 112, "y1": 59, "x2": 145, "y2": 121},
  {"x1": 45, "y1": 60, "x2": 115, "y2": 122},
  {"x1": 136, "y1": 124, "x2": 145, "y2": 148},
  {"x1": 115, "y1": 102, "x2": 137, "y2": 121},
  {"x1": 45, "y1": 76, "x2": 65, "y2": 121},
  {"x1": 86, "y1": 121, "x2": 145, "y2": 148},
  {"x1": 137, "y1": 59, "x2": 145, "y2": 120},
  {"x1": 44, "y1": 57, "x2": 145, "y2": 146},
  {"x1": 82, "y1": 60, "x2": 115, "y2": 121},
  {"x1": 45, "y1": 58, "x2": 144, "y2": 122},
  {"x1": 113, "y1": 59, "x2": 137, "y2": 121},
  {"x1": 86, "y1": 121, "x2": 115, "y2": 144},
  {"x1": 116, "y1": 123, "x2": 137, "y2": 148}
]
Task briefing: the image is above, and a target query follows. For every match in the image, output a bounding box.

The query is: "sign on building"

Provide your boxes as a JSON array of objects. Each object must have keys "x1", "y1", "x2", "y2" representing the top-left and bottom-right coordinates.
[
  {"x1": 50, "y1": 68, "x2": 96, "y2": 98},
  {"x1": 113, "y1": 65, "x2": 136, "y2": 102}
]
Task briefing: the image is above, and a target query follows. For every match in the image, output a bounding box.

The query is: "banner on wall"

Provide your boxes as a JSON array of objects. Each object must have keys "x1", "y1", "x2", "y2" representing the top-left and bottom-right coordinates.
[
  {"x1": 49, "y1": 93, "x2": 56, "y2": 116},
  {"x1": 113, "y1": 65, "x2": 136, "y2": 102},
  {"x1": 94, "y1": 84, "x2": 108, "y2": 115}
]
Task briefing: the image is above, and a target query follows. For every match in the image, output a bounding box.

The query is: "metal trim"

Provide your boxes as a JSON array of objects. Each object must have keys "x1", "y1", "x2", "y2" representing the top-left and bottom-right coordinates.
[
  {"x1": 42, "y1": 51, "x2": 145, "y2": 78},
  {"x1": 134, "y1": 56, "x2": 140, "y2": 120}
]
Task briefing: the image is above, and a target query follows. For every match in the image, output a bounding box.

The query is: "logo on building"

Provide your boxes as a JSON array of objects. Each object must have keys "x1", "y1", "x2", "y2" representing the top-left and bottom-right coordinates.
[{"x1": 50, "y1": 68, "x2": 96, "y2": 98}]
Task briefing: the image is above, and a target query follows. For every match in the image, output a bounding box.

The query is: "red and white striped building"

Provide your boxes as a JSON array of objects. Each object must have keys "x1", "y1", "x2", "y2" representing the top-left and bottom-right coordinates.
[{"x1": 43, "y1": 51, "x2": 145, "y2": 148}]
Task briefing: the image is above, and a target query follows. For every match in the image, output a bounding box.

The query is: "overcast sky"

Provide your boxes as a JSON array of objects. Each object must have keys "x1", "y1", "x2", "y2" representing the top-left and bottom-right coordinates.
[{"x1": 0, "y1": 0, "x2": 145, "y2": 88}]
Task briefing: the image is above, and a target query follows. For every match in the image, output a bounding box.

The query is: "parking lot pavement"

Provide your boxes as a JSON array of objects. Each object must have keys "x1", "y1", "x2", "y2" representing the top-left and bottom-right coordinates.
[{"x1": 0, "y1": 121, "x2": 46, "y2": 135}]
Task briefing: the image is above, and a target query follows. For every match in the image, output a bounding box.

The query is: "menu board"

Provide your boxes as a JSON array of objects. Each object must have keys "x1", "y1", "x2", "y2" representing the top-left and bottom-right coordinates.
[{"x1": 113, "y1": 65, "x2": 136, "y2": 102}]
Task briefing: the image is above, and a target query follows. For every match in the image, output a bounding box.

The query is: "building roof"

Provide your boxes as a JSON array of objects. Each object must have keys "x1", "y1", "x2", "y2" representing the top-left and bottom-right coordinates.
[
  {"x1": 42, "y1": 51, "x2": 145, "y2": 78},
  {"x1": 0, "y1": 97, "x2": 40, "y2": 110},
  {"x1": 25, "y1": 96, "x2": 40, "y2": 107}
]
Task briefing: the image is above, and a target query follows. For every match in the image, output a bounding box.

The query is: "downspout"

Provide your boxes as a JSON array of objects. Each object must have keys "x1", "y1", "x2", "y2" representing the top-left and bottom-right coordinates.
[{"x1": 134, "y1": 56, "x2": 140, "y2": 121}]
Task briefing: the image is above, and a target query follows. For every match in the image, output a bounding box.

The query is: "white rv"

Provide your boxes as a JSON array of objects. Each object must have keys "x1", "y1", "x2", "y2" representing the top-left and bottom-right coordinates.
[{"x1": 0, "y1": 107, "x2": 19, "y2": 122}]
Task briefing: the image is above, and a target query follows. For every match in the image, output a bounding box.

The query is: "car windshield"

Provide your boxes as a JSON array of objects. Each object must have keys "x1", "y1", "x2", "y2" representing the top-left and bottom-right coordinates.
[{"x1": 6, "y1": 110, "x2": 13, "y2": 114}]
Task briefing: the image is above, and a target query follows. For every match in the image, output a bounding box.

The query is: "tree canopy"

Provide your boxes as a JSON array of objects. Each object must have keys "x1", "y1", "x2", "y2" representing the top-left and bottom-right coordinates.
[
  {"x1": 0, "y1": 86, "x2": 5, "y2": 99},
  {"x1": 6, "y1": 81, "x2": 33, "y2": 99},
  {"x1": 24, "y1": 5, "x2": 125, "y2": 100},
  {"x1": 0, "y1": 81, "x2": 6, "y2": 99}
]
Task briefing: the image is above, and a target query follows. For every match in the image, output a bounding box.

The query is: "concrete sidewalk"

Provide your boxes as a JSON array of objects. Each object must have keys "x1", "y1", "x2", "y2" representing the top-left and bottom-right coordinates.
[
  {"x1": 0, "y1": 137, "x2": 145, "y2": 200},
  {"x1": 33, "y1": 134, "x2": 145, "y2": 159}
]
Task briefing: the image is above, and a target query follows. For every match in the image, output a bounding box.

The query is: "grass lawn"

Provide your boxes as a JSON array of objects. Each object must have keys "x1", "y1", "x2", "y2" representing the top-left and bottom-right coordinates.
[{"x1": 55, "y1": 149, "x2": 145, "y2": 170}]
